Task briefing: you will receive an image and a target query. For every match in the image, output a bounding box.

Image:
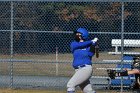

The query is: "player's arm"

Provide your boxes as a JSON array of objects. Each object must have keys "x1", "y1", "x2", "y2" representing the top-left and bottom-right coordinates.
[
  {"x1": 107, "y1": 69, "x2": 129, "y2": 79},
  {"x1": 70, "y1": 38, "x2": 98, "y2": 52},
  {"x1": 70, "y1": 41, "x2": 93, "y2": 52},
  {"x1": 89, "y1": 38, "x2": 99, "y2": 58},
  {"x1": 89, "y1": 44, "x2": 95, "y2": 53},
  {"x1": 88, "y1": 43, "x2": 96, "y2": 57}
]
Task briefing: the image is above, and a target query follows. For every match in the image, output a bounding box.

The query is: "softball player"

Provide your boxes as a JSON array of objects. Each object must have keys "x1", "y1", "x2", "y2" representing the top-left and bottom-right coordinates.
[
  {"x1": 107, "y1": 56, "x2": 140, "y2": 79},
  {"x1": 67, "y1": 28, "x2": 98, "y2": 93},
  {"x1": 107, "y1": 56, "x2": 140, "y2": 89}
]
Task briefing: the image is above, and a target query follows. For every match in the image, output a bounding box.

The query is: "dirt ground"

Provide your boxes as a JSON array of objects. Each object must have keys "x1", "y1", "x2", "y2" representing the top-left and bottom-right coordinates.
[
  {"x1": 0, "y1": 88, "x2": 135, "y2": 93},
  {"x1": 0, "y1": 48, "x2": 139, "y2": 93},
  {"x1": 0, "y1": 51, "x2": 132, "y2": 76}
]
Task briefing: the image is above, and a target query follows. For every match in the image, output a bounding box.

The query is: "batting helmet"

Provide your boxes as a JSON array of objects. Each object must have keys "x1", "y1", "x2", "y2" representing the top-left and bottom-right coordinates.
[{"x1": 76, "y1": 28, "x2": 89, "y2": 40}]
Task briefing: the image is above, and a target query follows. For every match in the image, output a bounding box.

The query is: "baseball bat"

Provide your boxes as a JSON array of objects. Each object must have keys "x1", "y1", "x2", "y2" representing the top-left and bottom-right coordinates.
[{"x1": 95, "y1": 41, "x2": 99, "y2": 58}]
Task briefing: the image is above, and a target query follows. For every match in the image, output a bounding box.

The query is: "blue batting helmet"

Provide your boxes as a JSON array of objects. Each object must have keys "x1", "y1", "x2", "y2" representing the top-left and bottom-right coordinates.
[{"x1": 76, "y1": 28, "x2": 89, "y2": 40}]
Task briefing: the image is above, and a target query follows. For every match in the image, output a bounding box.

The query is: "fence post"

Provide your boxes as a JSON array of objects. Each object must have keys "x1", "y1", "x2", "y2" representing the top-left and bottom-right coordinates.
[
  {"x1": 120, "y1": 1, "x2": 125, "y2": 93},
  {"x1": 10, "y1": 1, "x2": 14, "y2": 89},
  {"x1": 56, "y1": 46, "x2": 58, "y2": 76}
]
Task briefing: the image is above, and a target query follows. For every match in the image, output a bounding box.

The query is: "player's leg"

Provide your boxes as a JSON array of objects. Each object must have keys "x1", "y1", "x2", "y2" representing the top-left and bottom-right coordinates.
[
  {"x1": 67, "y1": 66, "x2": 93, "y2": 93},
  {"x1": 67, "y1": 78, "x2": 75, "y2": 93},
  {"x1": 79, "y1": 80, "x2": 96, "y2": 93},
  {"x1": 133, "y1": 74, "x2": 140, "y2": 89}
]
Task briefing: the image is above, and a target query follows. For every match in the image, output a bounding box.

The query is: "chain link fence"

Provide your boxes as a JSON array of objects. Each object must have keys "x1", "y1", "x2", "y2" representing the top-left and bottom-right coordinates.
[{"x1": 0, "y1": 0, "x2": 140, "y2": 92}]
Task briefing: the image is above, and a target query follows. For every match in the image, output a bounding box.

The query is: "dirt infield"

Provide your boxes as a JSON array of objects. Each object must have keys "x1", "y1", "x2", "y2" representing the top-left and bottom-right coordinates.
[
  {"x1": 0, "y1": 52, "x2": 120, "y2": 76},
  {"x1": 0, "y1": 49, "x2": 139, "y2": 92}
]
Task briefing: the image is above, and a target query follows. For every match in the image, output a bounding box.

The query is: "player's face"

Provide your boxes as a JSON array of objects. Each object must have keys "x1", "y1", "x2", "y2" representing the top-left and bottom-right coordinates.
[
  {"x1": 76, "y1": 33, "x2": 82, "y2": 36},
  {"x1": 75, "y1": 33, "x2": 82, "y2": 42}
]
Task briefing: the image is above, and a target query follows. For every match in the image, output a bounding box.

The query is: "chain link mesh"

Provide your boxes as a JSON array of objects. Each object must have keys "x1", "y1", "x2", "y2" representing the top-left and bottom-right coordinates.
[{"x1": 0, "y1": 1, "x2": 140, "y2": 92}]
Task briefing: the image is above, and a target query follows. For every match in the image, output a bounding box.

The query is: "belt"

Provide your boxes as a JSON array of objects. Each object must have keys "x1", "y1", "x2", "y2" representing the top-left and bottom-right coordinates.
[{"x1": 75, "y1": 64, "x2": 91, "y2": 69}]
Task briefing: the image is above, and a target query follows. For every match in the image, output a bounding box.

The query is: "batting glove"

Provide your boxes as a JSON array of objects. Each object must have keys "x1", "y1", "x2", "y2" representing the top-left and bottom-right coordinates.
[{"x1": 92, "y1": 38, "x2": 98, "y2": 43}]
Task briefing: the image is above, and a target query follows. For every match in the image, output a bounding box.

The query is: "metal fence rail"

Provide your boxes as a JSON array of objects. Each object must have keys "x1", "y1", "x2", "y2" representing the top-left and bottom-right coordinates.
[{"x1": 0, "y1": 0, "x2": 140, "y2": 92}]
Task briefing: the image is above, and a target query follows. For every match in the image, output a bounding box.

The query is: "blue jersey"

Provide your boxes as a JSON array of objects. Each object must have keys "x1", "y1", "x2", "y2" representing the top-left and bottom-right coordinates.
[{"x1": 70, "y1": 40, "x2": 96, "y2": 69}]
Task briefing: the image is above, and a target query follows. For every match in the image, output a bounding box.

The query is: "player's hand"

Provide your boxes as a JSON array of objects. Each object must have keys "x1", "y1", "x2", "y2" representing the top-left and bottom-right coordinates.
[
  {"x1": 92, "y1": 38, "x2": 98, "y2": 43},
  {"x1": 107, "y1": 69, "x2": 116, "y2": 79}
]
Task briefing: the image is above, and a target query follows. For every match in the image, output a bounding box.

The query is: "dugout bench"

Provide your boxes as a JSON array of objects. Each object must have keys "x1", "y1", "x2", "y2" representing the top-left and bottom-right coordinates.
[{"x1": 108, "y1": 39, "x2": 140, "y2": 55}]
